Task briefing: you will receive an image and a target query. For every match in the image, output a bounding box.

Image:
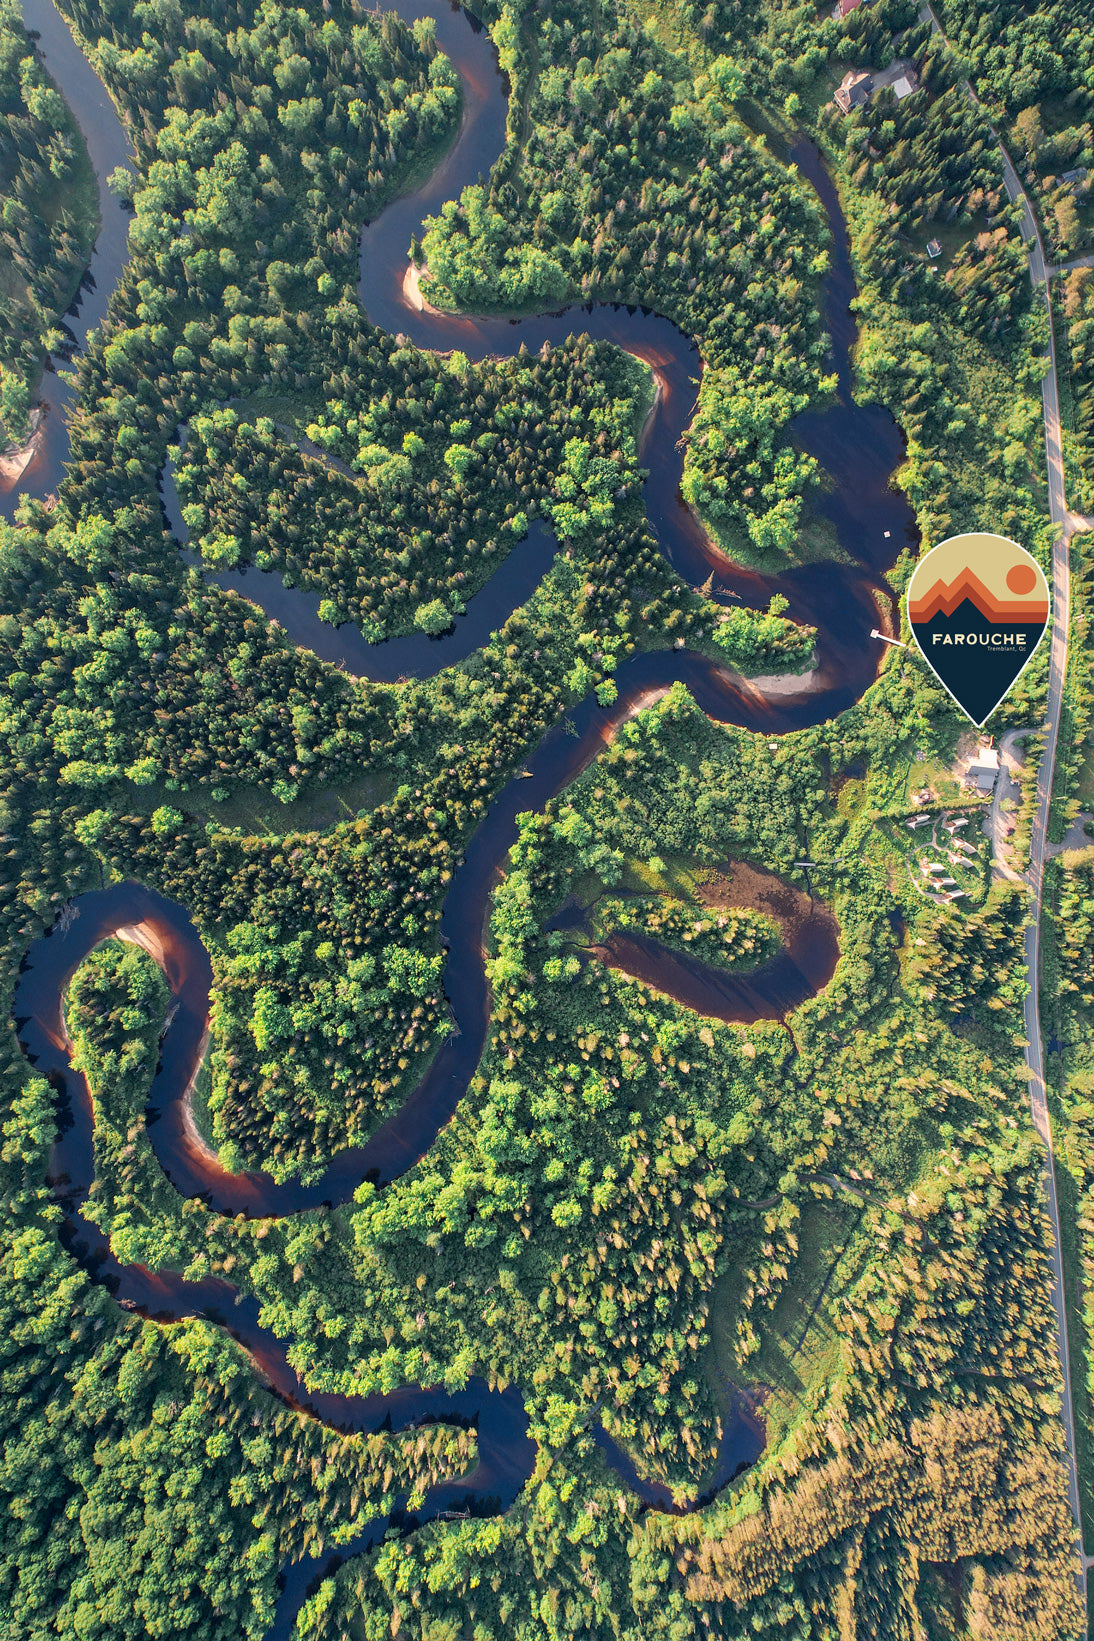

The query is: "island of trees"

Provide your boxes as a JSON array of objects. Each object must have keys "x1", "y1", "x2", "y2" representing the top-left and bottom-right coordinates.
[{"x1": 0, "y1": 0, "x2": 1085, "y2": 1637}]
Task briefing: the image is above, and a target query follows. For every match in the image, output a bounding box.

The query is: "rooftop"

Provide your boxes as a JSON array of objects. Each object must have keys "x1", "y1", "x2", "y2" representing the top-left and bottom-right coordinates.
[
  {"x1": 835, "y1": 59, "x2": 917, "y2": 116},
  {"x1": 966, "y1": 750, "x2": 1000, "y2": 792},
  {"x1": 834, "y1": 69, "x2": 872, "y2": 114}
]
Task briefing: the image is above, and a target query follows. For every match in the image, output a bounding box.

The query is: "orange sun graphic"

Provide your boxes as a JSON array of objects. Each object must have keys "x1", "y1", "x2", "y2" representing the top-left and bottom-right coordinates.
[{"x1": 1006, "y1": 563, "x2": 1038, "y2": 596}]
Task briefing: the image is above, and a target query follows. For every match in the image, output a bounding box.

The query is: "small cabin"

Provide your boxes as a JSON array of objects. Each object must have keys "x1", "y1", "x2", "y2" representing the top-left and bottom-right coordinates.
[
  {"x1": 965, "y1": 748, "x2": 1000, "y2": 792},
  {"x1": 835, "y1": 70, "x2": 872, "y2": 114}
]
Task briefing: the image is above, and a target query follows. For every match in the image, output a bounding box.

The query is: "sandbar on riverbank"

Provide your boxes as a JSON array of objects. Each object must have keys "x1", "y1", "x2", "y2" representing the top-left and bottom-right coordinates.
[
  {"x1": 403, "y1": 260, "x2": 449, "y2": 317},
  {"x1": 736, "y1": 663, "x2": 822, "y2": 696},
  {"x1": 116, "y1": 920, "x2": 170, "y2": 971},
  {"x1": 638, "y1": 370, "x2": 664, "y2": 456},
  {"x1": 0, "y1": 415, "x2": 42, "y2": 487},
  {"x1": 179, "y1": 1026, "x2": 222, "y2": 1168}
]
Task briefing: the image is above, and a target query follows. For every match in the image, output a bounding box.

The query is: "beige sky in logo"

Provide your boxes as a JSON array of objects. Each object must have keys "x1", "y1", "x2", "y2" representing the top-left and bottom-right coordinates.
[{"x1": 908, "y1": 532, "x2": 1049, "y2": 618}]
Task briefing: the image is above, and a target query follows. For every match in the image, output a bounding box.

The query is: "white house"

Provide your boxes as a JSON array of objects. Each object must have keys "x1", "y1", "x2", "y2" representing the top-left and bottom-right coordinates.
[{"x1": 965, "y1": 747, "x2": 1000, "y2": 792}]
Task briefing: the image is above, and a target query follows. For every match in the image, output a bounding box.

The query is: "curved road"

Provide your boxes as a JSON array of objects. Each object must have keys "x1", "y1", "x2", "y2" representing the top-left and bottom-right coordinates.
[{"x1": 921, "y1": 0, "x2": 1086, "y2": 1608}]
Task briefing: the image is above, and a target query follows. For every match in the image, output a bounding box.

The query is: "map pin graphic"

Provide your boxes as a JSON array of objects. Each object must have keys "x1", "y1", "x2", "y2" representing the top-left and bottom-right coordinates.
[{"x1": 906, "y1": 532, "x2": 1050, "y2": 727}]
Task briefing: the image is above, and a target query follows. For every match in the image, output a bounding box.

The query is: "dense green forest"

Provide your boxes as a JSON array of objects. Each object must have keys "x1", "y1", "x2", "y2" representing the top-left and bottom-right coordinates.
[
  {"x1": 821, "y1": 18, "x2": 1049, "y2": 561},
  {"x1": 0, "y1": 0, "x2": 97, "y2": 445},
  {"x1": 419, "y1": 0, "x2": 1052, "y2": 568},
  {"x1": 930, "y1": 0, "x2": 1094, "y2": 515},
  {"x1": 1059, "y1": 267, "x2": 1094, "y2": 513},
  {"x1": 419, "y1": 0, "x2": 832, "y2": 566},
  {"x1": 0, "y1": 0, "x2": 1083, "y2": 1636},
  {"x1": 173, "y1": 340, "x2": 650, "y2": 646},
  {"x1": 1042, "y1": 532, "x2": 1094, "y2": 1560},
  {"x1": 933, "y1": 0, "x2": 1094, "y2": 263}
]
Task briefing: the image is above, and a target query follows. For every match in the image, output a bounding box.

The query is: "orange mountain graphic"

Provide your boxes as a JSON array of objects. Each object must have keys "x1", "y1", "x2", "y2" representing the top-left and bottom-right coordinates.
[{"x1": 909, "y1": 566, "x2": 1047, "y2": 625}]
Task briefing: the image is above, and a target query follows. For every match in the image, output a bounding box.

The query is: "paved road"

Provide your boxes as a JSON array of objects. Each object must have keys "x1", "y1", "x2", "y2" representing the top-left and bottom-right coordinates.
[
  {"x1": 994, "y1": 78, "x2": 1085, "y2": 1583},
  {"x1": 920, "y1": 0, "x2": 1086, "y2": 1603},
  {"x1": 986, "y1": 728, "x2": 1029, "y2": 883}
]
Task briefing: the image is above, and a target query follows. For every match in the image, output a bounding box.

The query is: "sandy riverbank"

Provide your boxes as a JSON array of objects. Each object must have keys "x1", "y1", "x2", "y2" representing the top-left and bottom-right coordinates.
[
  {"x1": 117, "y1": 920, "x2": 222, "y2": 1164},
  {"x1": 116, "y1": 920, "x2": 170, "y2": 970},
  {"x1": 739, "y1": 664, "x2": 822, "y2": 697},
  {"x1": 638, "y1": 371, "x2": 664, "y2": 456},
  {"x1": 403, "y1": 261, "x2": 450, "y2": 318},
  {"x1": 0, "y1": 415, "x2": 42, "y2": 488},
  {"x1": 179, "y1": 1025, "x2": 223, "y2": 1168}
]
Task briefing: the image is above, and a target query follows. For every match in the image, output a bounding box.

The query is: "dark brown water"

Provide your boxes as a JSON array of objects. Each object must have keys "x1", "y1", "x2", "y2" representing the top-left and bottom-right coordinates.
[
  {"x1": 159, "y1": 435, "x2": 564, "y2": 683},
  {"x1": 589, "y1": 915, "x2": 837, "y2": 1026},
  {"x1": 0, "y1": 0, "x2": 133, "y2": 520},
  {"x1": 156, "y1": 0, "x2": 914, "y2": 692},
  {"x1": 7, "y1": 0, "x2": 918, "y2": 1621},
  {"x1": 572, "y1": 860, "x2": 840, "y2": 1023}
]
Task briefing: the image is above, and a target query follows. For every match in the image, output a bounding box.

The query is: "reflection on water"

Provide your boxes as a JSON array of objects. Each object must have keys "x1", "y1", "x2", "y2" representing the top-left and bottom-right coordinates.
[
  {"x1": 570, "y1": 860, "x2": 840, "y2": 1024},
  {"x1": 6, "y1": 0, "x2": 921, "y2": 1615},
  {"x1": 155, "y1": 6, "x2": 915, "y2": 694},
  {"x1": 159, "y1": 437, "x2": 563, "y2": 683},
  {"x1": 1, "y1": 0, "x2": 134, "y2": 521}
]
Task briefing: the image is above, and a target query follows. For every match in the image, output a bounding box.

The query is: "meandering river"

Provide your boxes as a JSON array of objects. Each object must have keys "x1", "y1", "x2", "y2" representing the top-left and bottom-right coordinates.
[
  {"x1": 11, "y1": 0, "x2": 917, "y2": 1629},
  {"x1": 156, "y1": 0, "x2": 911, "y2": 700},
  {"x1": 0, "y1": 0, "x2": 133, "y2": 521}
]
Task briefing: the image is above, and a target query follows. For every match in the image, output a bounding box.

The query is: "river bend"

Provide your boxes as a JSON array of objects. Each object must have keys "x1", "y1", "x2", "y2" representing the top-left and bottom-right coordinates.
[{"x1": 10, "y1": 0, "x2": 917, "y2": 1629}]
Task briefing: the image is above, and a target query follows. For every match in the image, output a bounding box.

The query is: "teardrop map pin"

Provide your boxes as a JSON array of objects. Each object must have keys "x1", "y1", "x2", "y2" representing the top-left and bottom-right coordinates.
[{"x1": 906, "y1": 532, "x2": 1050, "y2": 726}]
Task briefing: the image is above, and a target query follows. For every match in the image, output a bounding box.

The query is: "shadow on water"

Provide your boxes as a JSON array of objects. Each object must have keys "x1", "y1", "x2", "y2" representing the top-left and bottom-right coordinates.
[
  {"x1": 15, "y1": 867, "x2": 772, "y2": 1634},
  {"x1": 0, "y1": 0, "x2": 134, "y2": 522},
  {"x1": 7, "y1": 0, "x2": 923, "y2": 1619},
  {"x1": 153, "y1": 2, "x2": 915, "y2": 694},
  {"x1": 588, "y1": 922, "x2": 837, "y2": 1025},
  {"x1": 567, "y1": 859, "x2": 841, "y2": 1024},
  {"x1": 159, "y1": 430, "x2": 562, "y2": 683},
  {"x1": 592, "y1": 1386, "x2": 765, "y2": 1514}
]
